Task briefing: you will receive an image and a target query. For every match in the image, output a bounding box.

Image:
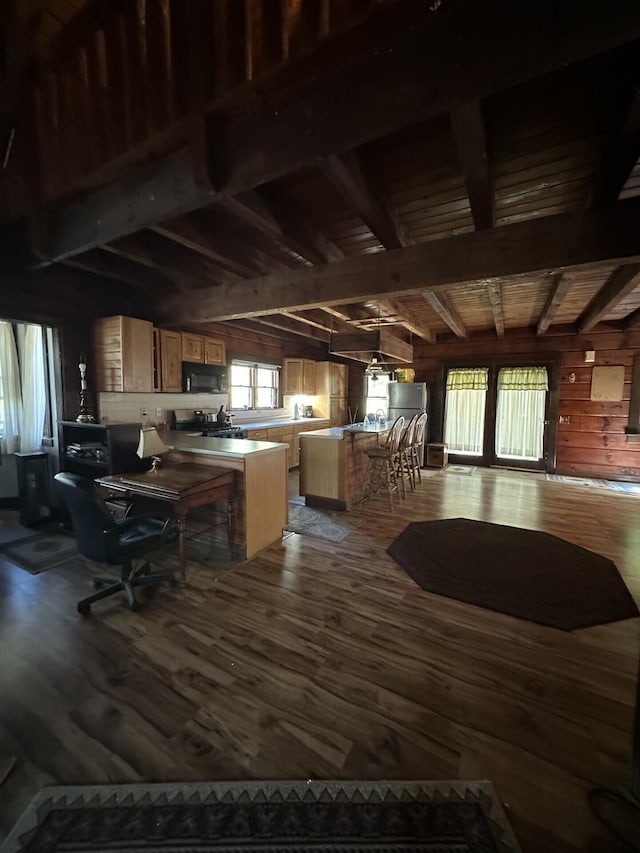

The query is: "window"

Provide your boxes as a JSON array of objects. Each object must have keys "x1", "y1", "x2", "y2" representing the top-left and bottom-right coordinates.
[
  {"x1": 495, "y1": 367, "x2": 548, "y2": 461},
  {"x1": 230, "y1": 360, "x2": 280, "y2": 410},
  {"x1": 444, "y1": 367, "x2": 488, "y2": 455},
  {"x1": 0, "y1": 320, "x2": 55, "y2": 453},
  {"x1": 365, "y1": 372, "x2": 391, "y2": 419}
]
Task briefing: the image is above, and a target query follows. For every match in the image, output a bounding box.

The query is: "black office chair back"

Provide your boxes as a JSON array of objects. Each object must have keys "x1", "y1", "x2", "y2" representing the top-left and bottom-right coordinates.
[{"x1": 54, "y1": 472, "x2": 117, "y2": 563}]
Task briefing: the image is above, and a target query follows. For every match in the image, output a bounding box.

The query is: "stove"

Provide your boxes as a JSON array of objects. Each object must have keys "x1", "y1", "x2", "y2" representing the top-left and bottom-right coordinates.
[
  {"x1": 172, "y1": 409, "x2": 247, "y2": 439},
  {"x1": 202, "y1": 426, "x2": 248, "y2": 439}
]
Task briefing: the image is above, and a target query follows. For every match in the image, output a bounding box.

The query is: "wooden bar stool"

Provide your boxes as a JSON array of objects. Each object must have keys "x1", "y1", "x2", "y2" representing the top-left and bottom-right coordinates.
[
  {"x1": 409, "y1": 413, "x2": 428, "y2": 485},
  {"x1": 397, "y1": 413, "x2": 420, "y2": 492},
  {"x1": 361, "y1": 416, "x2": 405, "y2": 511}
]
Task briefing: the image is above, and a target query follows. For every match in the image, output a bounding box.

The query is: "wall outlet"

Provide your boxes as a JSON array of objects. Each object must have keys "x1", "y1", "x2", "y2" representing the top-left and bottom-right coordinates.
[
  {"x1": 156, "y1": 407, "x2": 162, "y2": 417},
  {"x1": 559, "y1": 415, "x2": 570, "y2": 424}
]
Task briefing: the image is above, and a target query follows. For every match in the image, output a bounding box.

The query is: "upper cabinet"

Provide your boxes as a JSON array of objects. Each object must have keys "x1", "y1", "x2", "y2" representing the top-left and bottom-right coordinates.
[
  {"x1": 204, "y1": 338, "x2": 226, "y2": 366},
  {"x1": 316, "y1": 362, "x2": 348, "y2": 397},
  {"x1": 158, "y1": 329, "x2": 182, "y2": 392},
  {"x1": 94, "y1": 315, "x2": 153, "y2": 393},
  {"x1": 181, "y1": 332, "x2": 204, "y2": 363},
  {"x1": 182, "y1": 332, "x2": 226, "y2": 366},
  {"x1": 283, "y1": 358, "x2": 316, "y2": 395}
]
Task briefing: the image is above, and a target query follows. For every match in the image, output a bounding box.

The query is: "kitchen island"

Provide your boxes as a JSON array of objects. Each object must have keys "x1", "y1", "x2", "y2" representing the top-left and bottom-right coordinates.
[
  {"x1": 161, "y1": 431, "x2": 288, "y2": 560},
  {"x1": 299, "y1": 421, "x2": 393, "y2": 510}
]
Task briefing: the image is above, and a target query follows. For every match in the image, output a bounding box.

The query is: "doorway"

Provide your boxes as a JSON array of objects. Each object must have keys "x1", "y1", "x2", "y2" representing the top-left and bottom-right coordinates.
[{"x1": 443, "y1": 361, "x2": 558, "y2": 471}]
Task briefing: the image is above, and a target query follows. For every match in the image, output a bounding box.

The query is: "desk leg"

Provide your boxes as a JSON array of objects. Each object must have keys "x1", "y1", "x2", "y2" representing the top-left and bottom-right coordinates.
[
  {"x1": 176, "y1": 509, "x2": 188, "y2": 583},
  {"x1": 227, "y1": 497, "x2": 235, "y2": 559}
]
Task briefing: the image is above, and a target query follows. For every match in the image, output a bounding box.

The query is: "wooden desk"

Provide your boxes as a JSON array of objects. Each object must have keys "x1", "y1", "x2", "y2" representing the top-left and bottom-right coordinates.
[{"x1": 97, "y1": 463, "x2": 236, "y2": 582}]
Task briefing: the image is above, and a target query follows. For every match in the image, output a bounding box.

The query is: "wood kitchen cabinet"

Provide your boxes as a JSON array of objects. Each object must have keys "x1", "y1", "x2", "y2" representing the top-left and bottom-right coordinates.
[
  {"x1": 158, "y1": 329, "x2": 182, "y2": 391},
  {"x1": 204, "y1": 338, "x2": 226, "y2": 365},
  {"x1": 181, "y1": 332, "x2": 205, "y2": 363},
  {"x1": 267, "y1": 425, "x2": 294, "y2": 469},
  {"x1": 315, "y1": 362, "x2": 349, "y2": 425},
  {"x1": 283, "y1": 358, "x2": 316, "y2": 395},
  {"x1": 181, "y1": 332, "x2": 226, "y2": 366},
  {"x1": 94, "y1": 315, "x2": 154, "y2": 392}
]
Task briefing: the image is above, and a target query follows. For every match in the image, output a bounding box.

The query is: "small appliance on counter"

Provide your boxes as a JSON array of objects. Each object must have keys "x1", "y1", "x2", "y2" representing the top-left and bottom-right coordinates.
[
  {"x1": 302, "y1": 405, "x2": 313, "y2": 418},
  {"x1": 172, "y1": 409, "x2": 247, "y2": 439}
]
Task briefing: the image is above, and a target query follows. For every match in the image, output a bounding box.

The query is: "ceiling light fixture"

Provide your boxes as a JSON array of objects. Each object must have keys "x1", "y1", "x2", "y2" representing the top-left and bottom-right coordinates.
[{"x1": 364, "y1": 352, "x2": 388, "y2": 382}]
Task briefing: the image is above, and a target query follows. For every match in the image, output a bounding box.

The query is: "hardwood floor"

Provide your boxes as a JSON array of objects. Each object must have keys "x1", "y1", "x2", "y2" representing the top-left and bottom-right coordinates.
[{"x1": 1, "y1": 468, "x2": 639, "y2": 852}]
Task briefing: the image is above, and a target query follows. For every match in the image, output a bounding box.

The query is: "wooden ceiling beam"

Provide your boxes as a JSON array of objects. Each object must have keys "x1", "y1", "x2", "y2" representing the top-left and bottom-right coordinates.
[
  {"x1": 62, "y1": 248, "x2": 175, "y2": 293},
  {"x1": 103, "y1": 230, "x2": 239, "y2": 288},
  {"x1": 320, "y1": 305, "x2": 356, "y2": 323},
  {"x1": 590, "y1": 82, "x2": 640, "y2": 207},
  {"x1": 282, "y1": 310, "x2": 353, "y2": 335},
  {"x1": 577, "y1": 263, "x2": 640, "y2": 333},
  {"x1": 252, "y1": 315, "x2": 330, "y2": 343},
  {"x1": 31, "y1": 0, "x2": 640, "y2": 264},
  {"x1": 423, "y1": 291, "x2": 467, "y2": 339},
  {"x1": 158, "y1": 199, "x2": 640, "y2": 323},
  {"x1": 537, "y1": 273, "x2": 571, "y2": 335},
  {"x1": 623, "y1": 307, "x2": 640, "y2": 330},
  {"x1": 42, "y1": 147, "x2": 214, "y2": 262},
  {"x1": 220, "y1": 189, "x2": 343, "y2": 265},
  {"x1": 223, "y1": 318, "x2": 308, "y2": 344},
  {"x1": 375, "y1": 297, "x2": 433, "y2": 343},
  {"x1": 451, "y1": 100, "x2": 494, "y2": 230},
  {"x1": 216, "y1": 0, "x2": 640, "y2": 195},
  {"x1": 321, "y1": 151, "x2": 406, "y2": 249},
  {"x1": 486, "y1": 283, "x2": 504, "y2": 338},
  {"x1": 150, "y1": 213, "x2": 261, "y2": 277}
]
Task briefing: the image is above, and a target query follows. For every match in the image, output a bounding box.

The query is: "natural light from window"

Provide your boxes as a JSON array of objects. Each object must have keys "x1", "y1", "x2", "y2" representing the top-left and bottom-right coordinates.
[
  {"x1": 230, "y1": 360, "x2": 280, "y2": 410},
  {"x1": 365, "y1": 372, "x2": 390, "y2": 420}
]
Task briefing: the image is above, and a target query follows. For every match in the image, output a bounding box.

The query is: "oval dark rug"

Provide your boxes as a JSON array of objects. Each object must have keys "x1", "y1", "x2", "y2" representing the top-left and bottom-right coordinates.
[{"x1": 386, "y1": 517, "x2": 640, "y2": 630}]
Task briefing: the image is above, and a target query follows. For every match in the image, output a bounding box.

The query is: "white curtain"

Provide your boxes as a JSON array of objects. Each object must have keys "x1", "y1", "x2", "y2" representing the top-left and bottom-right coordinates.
[
  {"x1": 19, "y1": 324, "x2": 46, "y2": 452},
  {"x1": 495, "y1": 367, "x2": 548, "y2": 460},
  {"x1": 444, "y1": 368, "x2": 488, "y2": 455},
  {"x1": 0, "y1": 321, "x2": 22, "y2": 454}
]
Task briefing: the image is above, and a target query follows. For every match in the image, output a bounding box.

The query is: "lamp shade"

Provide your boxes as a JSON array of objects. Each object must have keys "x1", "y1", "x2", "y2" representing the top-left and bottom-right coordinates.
[{"x1": 136, "y1": 426, "x2": 168, "y2": 459}]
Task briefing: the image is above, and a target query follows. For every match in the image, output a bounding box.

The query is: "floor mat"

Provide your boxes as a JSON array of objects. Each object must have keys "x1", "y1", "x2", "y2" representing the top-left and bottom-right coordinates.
[
  {"x1": 0, "y1": 532, "x2": 79, "y2": 574},
  {"x1": 387, "y1": 517, "x2": 639, "y2": 630},
  {"x1": 0, "y1": 779, "x2": 521, "y2": 853},
  {"x1": 284, "y1": 503, "x2": 353, "y2": 542}
]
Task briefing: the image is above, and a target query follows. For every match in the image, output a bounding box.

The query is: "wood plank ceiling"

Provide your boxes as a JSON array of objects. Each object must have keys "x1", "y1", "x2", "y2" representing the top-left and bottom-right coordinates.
[{"x1": 1, "y1": 0, "x2": 640, "y2": 351}]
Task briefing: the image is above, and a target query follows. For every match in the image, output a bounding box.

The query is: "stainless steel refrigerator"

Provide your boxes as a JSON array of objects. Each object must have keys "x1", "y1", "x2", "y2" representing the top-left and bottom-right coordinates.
[{"x1": 388, "y1": 381, "x2": 428, "y2": 464}]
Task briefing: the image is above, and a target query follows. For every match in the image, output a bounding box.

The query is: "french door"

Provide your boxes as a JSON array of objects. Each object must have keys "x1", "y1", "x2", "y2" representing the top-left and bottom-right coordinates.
[{"x1": 443, "y1": 363, "x2": 555, "y2": 471}]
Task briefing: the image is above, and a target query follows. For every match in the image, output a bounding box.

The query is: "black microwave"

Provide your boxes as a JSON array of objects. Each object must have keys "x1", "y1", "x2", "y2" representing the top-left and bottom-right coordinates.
[{"x1": 182, "y1": 363, "x2": 228, "y2": 394}]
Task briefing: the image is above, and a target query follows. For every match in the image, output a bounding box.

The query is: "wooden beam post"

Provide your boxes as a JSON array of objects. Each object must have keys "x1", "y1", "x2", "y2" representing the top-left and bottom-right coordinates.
[{"x1": 577, "y1": 263, "x2": 640, "y2": 333}]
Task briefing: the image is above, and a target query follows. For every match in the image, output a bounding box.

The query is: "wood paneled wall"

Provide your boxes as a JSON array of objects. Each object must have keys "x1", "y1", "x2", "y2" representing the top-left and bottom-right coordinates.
[{"x1": 413, "y1": 325, "x2": 640, "y2": 481}]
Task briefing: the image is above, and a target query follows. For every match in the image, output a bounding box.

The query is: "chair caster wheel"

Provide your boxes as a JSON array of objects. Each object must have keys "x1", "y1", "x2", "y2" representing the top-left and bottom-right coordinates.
[{"x1": 77, "y1": 603, "x2": 91, "y2": 616}]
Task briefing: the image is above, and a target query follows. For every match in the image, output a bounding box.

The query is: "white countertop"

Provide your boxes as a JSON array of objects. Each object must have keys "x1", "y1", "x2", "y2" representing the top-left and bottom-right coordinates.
[
  {"x1": 235, "y1": 417, "x2": 329, "y2": 430},
  {"x1": 298, "y1": 421, "x2": 394, "y2": 440},
  {"x1": 164, "y1": 431, "x2": 288, "y2": 458}
]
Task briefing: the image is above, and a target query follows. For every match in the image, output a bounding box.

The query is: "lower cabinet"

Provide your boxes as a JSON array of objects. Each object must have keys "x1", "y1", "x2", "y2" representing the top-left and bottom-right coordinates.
[{"x1": 246, "y1": 422, "x2": 330, "y2": 469}]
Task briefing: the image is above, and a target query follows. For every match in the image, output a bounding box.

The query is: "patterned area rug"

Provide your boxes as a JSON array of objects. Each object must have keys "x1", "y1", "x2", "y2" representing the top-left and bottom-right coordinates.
[
  {"x1": 0, "y1": 779, "x2": 521, "y2": 853},
  {"x1": 0, "y1": 532, "x2": 79, "y2": 574},
  {"x1": 546, "y1": 474, "x2": 640, "y2": 494},
  {"x1": 285, "y1": 504, "x2": 353, "y2": 543}
]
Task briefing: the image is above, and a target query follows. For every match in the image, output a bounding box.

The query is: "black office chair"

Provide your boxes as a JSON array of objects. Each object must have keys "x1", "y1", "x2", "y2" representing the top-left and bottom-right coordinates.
[{"x1": 54, "y1": 472, "x2": 178, "y2": 615}]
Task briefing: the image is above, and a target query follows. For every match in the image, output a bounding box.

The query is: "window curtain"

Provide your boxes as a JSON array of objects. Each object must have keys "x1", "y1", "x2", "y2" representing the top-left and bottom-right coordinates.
[
  {"x1": 0, "y1": 321, "x2": 22, "y2": 453},
  {"x1": 19, "y1": 324, "x2": 46, "y2": 453},
  {"x1": 444, "y1": 368, "x2": 488, "y2": 455},
  {"x1": 495, "y1": 367, "x2": 548, "y2": 460}
]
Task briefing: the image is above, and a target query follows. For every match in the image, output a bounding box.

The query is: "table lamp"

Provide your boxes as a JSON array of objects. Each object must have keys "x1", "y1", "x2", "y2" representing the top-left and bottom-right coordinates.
[{"x1": 136, "y1": 426, "x2": 168, "y2": 472}]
